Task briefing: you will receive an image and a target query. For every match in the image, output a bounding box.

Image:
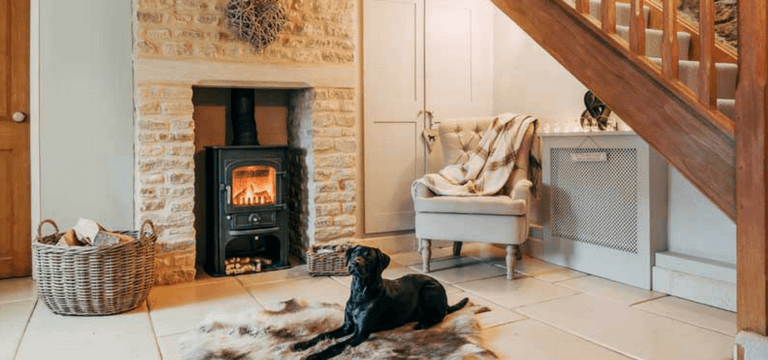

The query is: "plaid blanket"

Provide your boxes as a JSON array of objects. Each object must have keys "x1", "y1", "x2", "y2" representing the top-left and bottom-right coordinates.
[{"x1": 412, "y1": 113, "x2": 538, "y2": 197}]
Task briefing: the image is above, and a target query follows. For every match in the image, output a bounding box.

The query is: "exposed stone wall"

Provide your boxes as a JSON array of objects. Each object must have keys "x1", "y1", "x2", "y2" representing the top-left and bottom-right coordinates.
[
  {"x1": 134, "y1": 0, "x2": 358, "y2": 285},
  {"x1": 136, "y1": 0, "x2": 355, "y2": 64},
  {"x1": 136, "y1": 83, "x2": 198, "y2": 285},
  {"x1": 678, "y1": 0, "x2": 738, "y2": 49},
  {"x1": 287, "y1": 88, "x2": 357, "y2": 259}
]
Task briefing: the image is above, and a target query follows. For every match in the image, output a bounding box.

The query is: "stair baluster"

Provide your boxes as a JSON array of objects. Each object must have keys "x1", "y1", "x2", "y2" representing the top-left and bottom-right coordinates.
[
  {"x1": 575, "y1": 0, "x2": 589, "y2": 14},
  {"x1": 661, "y1": 0, "x2": 679, "y2": 79},
  {"x1": 629, "y1": 0, "x2": 646, "y2": 56},
  {"x1": 601, "y1": 0, "x2": 616, "y2": 33},
  {"x1": 698, "y1": 0, "x2": 717, "y2": 108}
]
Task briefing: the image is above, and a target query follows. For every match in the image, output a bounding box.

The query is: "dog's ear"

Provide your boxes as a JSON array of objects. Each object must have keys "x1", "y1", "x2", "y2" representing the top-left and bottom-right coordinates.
[
  {"x1": 375, "y1": 249, "x2": 391, "y2": 274},
  {"x1": 345, "y1": 246, "x2": 357, "y2": 265}
]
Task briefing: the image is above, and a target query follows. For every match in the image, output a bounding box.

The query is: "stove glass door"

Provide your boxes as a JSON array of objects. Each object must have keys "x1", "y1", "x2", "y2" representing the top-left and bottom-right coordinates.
[{"x1": 230, "y1": 165, "x2": 277, "y2": 207}]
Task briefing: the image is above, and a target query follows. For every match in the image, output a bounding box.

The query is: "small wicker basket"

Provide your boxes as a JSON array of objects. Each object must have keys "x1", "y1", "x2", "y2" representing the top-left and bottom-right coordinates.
[
  {"x1": 306, "y1": 244, "x2": 351, "y2": 276},
  {"x1": 32, "y1": 219, "x2": 157, "y2": 316}
]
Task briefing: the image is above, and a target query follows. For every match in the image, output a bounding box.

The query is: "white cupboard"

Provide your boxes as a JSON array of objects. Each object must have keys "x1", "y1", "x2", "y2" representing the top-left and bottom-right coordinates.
[{"x1": 363, "y1": 0, "x2": 494, "y2": 234}]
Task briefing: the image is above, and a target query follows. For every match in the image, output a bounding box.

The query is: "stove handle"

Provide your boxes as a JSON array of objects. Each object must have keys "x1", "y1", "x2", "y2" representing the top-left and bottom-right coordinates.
[
  {"x1": 225, "y1": 185, "x2": 231, "y2": 205},
  {"x1": 228, "y1": 227, "x2": 280, "y2": 236}
]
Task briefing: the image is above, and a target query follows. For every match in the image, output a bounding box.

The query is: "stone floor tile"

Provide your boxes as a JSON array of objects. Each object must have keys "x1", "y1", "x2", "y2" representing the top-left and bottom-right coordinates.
[
  {"x1": 517, "y1": 293, "x2": 733, "y2": 360},
  {"x1": 455, "y1": 276, "x2": 578, "y2": 309},
  {"x1": 15, "y1": 301, "x2": 160, "y2": 360},
  {"x1": 148, "y1": 277, "x2": 260, "y2": 337},
  {"x1": 0, "y1": 299, "x2": 35, "y2": 360},
  {"x1": 483, "y1": 319, "x2": 632, "y2": 360},
  {"x1": 633, "y1": 295, "x2": 737, "y2": 336},
  {"x1": 555, "y1": 275, "x2": 666, "y2": 306},
  {"x1": 0, "y1": 277, "x2": 36, "y2": 304}
]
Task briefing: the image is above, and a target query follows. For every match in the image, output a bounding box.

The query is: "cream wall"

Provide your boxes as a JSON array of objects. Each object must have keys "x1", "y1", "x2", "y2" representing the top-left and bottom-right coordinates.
[
  {"x1": 667, "y1": 168, "x2": 736, "y2": 264},
  {"x1": 39, "y1": 0, "x2": 134, "y2": 230},
  {"x1": 492, "y1": 7, "x2": 586, "y2": 126}
]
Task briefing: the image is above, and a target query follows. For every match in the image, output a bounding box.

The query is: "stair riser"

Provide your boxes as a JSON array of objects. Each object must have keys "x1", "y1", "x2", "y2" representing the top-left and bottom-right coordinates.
[
  {"x1": 648, "y1": 58, "x2": 737, "y2": 100},
  {"x1": 589, "y1": 1, "x2": 649, "y2": 28},
  {"x1": 617, "y1": 26, "x2": 692, "y2": 60}
]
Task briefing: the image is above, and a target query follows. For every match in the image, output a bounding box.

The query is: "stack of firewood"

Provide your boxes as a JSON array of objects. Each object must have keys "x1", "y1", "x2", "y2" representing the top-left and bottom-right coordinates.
[
  {"x1": 225, "y1": 256, "x2": 273, "y2": 275},
  {"x1": 56, "y1": 218, "x2": 134, "y2": 247}
]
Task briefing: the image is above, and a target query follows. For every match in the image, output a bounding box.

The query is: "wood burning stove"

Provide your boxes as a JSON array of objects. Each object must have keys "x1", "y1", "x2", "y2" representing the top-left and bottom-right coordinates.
[{"x1": 205, "y1": 145, "x2": 290, "y2": 276}]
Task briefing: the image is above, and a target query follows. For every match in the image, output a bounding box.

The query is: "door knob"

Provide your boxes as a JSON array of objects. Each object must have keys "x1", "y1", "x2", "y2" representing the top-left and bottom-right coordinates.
[{"x1": 11, "y1": 112, "x2": 27, "y2": 123}]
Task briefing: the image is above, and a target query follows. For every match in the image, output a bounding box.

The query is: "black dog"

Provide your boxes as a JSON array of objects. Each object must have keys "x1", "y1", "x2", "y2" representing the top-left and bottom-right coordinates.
[{"x1": 291, "y1": 245, "x2": 469, "y2": 360}]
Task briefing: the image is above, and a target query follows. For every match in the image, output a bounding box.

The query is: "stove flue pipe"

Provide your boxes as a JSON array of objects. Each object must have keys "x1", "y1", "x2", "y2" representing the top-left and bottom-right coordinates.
[{"x1": 231, "y1": 88, "x2": 259, "y2": 145}]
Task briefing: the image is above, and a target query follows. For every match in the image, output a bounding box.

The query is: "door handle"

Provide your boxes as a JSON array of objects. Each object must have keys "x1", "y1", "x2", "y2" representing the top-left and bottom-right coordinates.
[
  {"x1": 11, "y1": 112, "x2": 26, "y2": 123},
  {"x1": 425, "y1": 110, "x2": 434, "y2": 129}
]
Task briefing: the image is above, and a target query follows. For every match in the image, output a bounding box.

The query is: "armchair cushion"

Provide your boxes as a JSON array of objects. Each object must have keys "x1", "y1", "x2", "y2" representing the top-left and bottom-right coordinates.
[{"x1": 414, "y1": 195, "x2": 527, "y2": 216}]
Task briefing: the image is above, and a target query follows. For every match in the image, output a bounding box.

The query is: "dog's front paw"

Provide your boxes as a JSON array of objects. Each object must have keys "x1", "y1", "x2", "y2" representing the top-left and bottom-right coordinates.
[
  {"x1": 304, "y1": 353, "x2": 324, "y2": 360},
  {"x1": 292, "y1": 341, "x2": 311, "y2": 352}
]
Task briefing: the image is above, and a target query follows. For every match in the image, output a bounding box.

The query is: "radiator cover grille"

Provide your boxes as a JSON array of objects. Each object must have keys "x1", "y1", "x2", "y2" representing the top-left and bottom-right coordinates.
[{"x1": 550, "y1": 148, "x2": 639, "y2": 254}]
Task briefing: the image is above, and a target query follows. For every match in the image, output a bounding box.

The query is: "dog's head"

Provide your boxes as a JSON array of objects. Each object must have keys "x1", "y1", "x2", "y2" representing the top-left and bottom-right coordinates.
[{"x1": 345, "y1": 245, "x2": 391, "y2": 281}]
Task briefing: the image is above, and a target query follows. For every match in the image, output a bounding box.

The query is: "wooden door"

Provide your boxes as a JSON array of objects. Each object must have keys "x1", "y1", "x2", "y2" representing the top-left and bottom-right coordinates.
[
  {"x1": 424, "y1": 0, "x2": 494, "y2": 173},
  {"x1": 0, "y1": 0, "x2": 31, "y2": 278},
  {"x1": 364, "y1": 0, "x2": 425, "y2": 234}
]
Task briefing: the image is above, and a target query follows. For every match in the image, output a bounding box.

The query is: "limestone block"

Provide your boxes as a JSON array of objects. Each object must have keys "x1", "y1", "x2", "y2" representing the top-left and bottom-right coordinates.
[
  {"x1": 334, "y1": 138, "x2": 356, "y2": 153},
  {"x1": 315, "y1": 203, "x2": 341, "y2": 216}
]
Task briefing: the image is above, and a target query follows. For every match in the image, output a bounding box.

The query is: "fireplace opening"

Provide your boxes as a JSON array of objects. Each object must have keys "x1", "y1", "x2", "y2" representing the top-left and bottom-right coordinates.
[{"x1": 193, "y1": 86, "x2": 309, "y2": 277}]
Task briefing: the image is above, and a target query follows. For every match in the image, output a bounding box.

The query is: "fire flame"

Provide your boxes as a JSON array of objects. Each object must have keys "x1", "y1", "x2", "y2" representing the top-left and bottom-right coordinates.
[{"x1": 232, "y1": 166, "x2": 276, "y2": 206}]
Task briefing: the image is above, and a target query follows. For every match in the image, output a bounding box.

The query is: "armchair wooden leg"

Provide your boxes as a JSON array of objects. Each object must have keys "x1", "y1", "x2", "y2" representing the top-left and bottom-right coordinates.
[
  {"x1": 506, "y1": 245, "x2": 519, "y2": 280},
  {"x1": 452, "y1": 241, "x2": 463, "y2": 257},
  {"x1": 420, "y1": 239, "x2": 432, "y2": 273}
]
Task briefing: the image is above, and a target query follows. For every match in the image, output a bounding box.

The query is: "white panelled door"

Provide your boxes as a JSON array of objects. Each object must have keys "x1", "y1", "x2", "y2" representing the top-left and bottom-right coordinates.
[
  {"x1": 364, "y1": 0, "x2": 493, "y2": 234},
  {"x1": 364, "y1": 0, "x2": 425, "y2": 234}
]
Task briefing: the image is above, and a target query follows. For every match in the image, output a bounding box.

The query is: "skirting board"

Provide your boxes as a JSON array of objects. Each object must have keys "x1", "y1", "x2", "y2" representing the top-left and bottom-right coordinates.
[
  {"x1": 652, "y1": 266, "x2": 736, "y2": 312},
  {"x1": 655, "y1": 251, "x2": 736, "y2": 283}
]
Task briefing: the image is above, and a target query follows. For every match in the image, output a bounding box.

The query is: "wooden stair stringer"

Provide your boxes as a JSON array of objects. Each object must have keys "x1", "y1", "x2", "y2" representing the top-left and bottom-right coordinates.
[{"x1": 491, "y1": 0, "x2": 736, "y2": 220}]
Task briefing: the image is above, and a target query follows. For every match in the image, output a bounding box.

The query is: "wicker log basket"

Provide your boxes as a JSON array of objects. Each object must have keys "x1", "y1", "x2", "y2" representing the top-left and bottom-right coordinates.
[
  {"x1": 306, "y1": 243, "x2": 351, "y2": 276},
  {"x1": 32, "y1": 219, "x2": 157, "y2": 316}
]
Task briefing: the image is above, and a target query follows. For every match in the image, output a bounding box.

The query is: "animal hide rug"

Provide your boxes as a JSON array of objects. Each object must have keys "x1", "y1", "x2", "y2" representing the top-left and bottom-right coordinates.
[{"x1": 179, "y1": 298, "x2": 497, "y2": 360}]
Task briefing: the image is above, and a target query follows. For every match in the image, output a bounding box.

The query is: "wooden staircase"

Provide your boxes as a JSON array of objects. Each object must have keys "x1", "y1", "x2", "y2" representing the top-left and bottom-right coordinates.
[{"x1": 490, "y1": 0, "x2": 768, "y2": 343}]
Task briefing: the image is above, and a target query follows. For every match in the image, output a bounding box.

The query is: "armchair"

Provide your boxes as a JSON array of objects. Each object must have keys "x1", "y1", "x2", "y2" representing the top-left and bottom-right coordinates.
[{"x1": 412, "y1": 117, "x2": 536, "y2": 280}]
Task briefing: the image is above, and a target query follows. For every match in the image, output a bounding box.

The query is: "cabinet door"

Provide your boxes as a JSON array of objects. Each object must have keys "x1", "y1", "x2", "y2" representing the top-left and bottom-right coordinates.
[
  {"x1": 425, "y1": 0, "x2": 494, "y2": 173},
  {"x1": 364, "y1": 0, "x2": 425, "y2": 234}
]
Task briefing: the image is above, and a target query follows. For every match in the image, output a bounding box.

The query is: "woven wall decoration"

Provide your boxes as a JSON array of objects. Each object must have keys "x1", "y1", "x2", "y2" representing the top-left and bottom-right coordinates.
[{"x1": 227, "y1": 0, "x2": 287, "y2": 51}]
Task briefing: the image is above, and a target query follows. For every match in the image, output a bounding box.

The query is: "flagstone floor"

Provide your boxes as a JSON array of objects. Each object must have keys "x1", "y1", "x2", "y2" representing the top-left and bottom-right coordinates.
[{"x1": 0, "y1": 244, "x2": 736, "y2": 360}]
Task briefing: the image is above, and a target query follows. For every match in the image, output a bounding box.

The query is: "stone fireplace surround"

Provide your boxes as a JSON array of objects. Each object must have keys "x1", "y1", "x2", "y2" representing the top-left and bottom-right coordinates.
[{"x1": 133, "y1": 0, "x2": 359, "y2": 285}]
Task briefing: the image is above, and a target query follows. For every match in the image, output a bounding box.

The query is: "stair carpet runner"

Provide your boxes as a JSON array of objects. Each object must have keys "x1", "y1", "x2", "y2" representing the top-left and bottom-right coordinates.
[{"x1": 582, "y1": 0, "x2": 737, "y2": 119}]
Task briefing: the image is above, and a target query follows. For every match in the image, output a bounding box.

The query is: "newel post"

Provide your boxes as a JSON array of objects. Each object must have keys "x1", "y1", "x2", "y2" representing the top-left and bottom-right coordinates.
[{"x1": 735, "y1": 0, "x2": 768, "y2": 349}]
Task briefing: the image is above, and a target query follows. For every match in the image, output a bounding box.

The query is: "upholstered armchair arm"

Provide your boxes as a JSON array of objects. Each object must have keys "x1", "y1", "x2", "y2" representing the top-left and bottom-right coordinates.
[
  {"x1": 413, "y1": 182, "x2": 436, "y2": 199},
  {"x1": 510, "y1": 180, "x2": 533, "y2": 206}
]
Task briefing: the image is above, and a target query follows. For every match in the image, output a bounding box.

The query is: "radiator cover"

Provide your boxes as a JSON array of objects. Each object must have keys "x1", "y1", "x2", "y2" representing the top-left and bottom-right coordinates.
[
  {"x1": 550, "y1": 147, "x2": 639, "y2": 254},
  {"x1": 531, "y1": 133, "x2": 668, "y2": 289}
]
